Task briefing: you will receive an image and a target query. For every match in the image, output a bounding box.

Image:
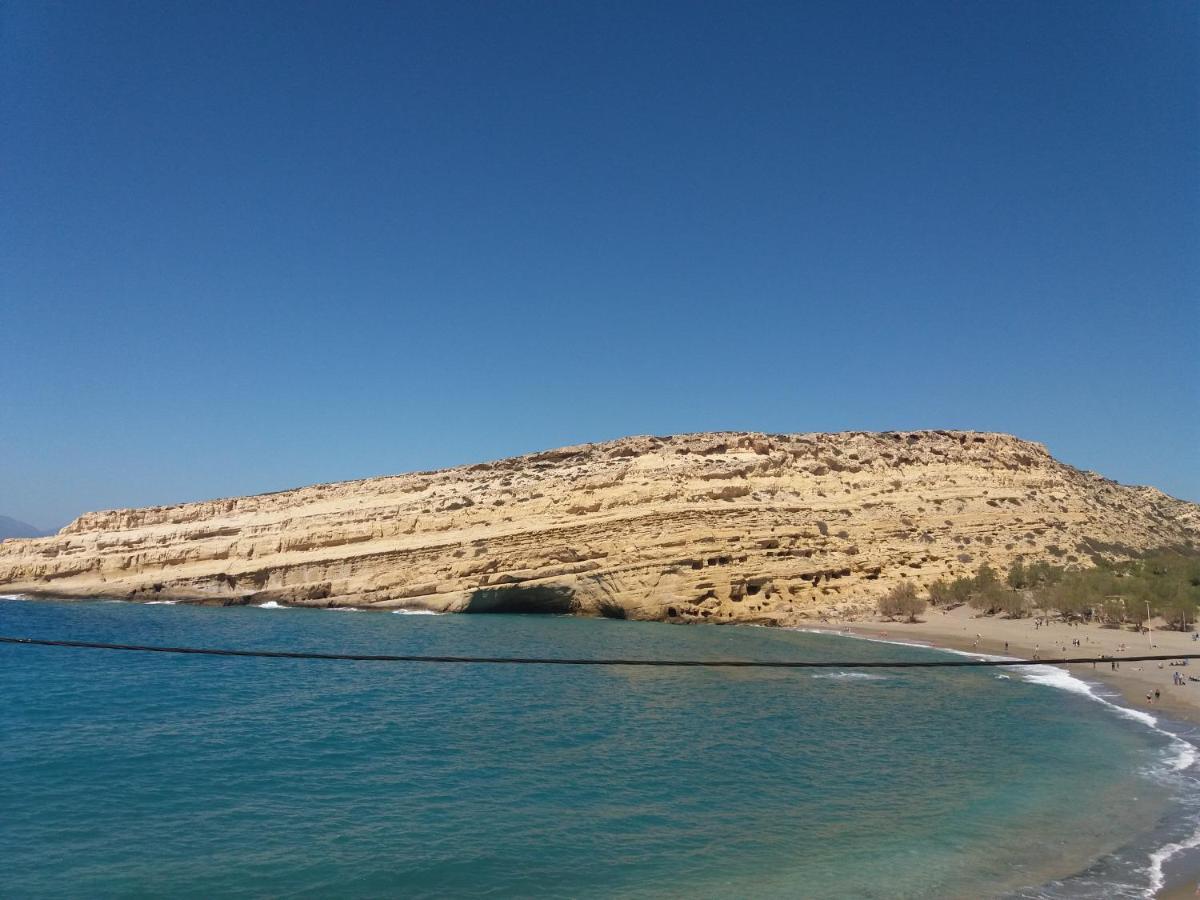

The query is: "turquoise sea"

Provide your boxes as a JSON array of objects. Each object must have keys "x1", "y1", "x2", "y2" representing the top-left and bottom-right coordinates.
[{"x1": 3, "y1": 597, "x2": 1200, "y2": 899}]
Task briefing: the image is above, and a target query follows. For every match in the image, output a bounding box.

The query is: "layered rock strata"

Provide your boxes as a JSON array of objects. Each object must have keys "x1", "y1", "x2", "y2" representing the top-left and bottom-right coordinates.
[{"x1": 2, "y1": 431, "x2": 1196, "y2": 624}]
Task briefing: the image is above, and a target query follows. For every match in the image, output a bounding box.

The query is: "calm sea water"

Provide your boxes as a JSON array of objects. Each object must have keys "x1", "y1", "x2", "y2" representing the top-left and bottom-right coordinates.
[{"x1": 3, "y1": 598, "x2": 1200, "y2": 899}]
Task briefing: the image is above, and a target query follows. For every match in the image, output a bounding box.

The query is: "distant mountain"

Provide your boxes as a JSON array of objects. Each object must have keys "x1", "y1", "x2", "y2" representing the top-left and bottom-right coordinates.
[{"x1": 0, "y1": 516, "x2": 50, "y2": 540}]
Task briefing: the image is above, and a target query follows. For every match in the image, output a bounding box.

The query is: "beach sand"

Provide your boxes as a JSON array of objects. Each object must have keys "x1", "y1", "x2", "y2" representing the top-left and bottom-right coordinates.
[
  {"x1": 817, "y1": 606, "x2": 1200, "y2": 899},
  {"x1": 839, "y1": 605, "x2": 1200, "y2": 727}
]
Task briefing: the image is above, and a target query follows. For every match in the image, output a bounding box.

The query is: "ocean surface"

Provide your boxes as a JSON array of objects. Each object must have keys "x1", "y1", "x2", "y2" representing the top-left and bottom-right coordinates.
[{"x1": 3, "y1": 597, "x2": 1200, "y2": 899}]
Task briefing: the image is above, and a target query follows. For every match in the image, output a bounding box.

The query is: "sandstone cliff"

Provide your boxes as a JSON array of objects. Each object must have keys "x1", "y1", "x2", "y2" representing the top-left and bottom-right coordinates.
[{"x1": 2, "y1": 431, "x2": 1197, "y2": 623}]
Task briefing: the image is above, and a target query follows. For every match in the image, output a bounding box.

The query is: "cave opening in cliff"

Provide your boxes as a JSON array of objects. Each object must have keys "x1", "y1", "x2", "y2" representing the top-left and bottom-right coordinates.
[{"x1": 465, "y1": 585, "x2": 579, "y2": 615}]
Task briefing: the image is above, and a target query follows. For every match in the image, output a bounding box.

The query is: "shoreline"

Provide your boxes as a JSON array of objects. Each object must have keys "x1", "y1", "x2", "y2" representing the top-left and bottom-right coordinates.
[
  {"x1": 830, "y1": 605, "x2": 1200, "y2": 729},
  {"x1": 805, "y1": 607, "x2": 1200, "y2": 900},
  {"x1": 8, "y1": 592, "x2": 1200, "y2": 720},
  {"x1": 7, "y1": 593, "x2": 1200, "y2": 897}
]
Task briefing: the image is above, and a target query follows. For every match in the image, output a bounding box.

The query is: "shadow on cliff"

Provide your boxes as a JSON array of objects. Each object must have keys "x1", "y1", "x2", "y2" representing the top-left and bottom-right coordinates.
[{"x1": 465, "y1": 585, "x2": 579, "y2": 615}]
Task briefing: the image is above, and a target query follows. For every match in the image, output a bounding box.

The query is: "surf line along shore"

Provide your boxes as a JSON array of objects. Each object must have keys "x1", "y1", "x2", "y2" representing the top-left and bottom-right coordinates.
[
  {"x1": 824, "y1": 603, "x2": 1200, "y2": 727},
  {"x1": 808, "y1": 605, "x2": 1200, "y2": 900}
]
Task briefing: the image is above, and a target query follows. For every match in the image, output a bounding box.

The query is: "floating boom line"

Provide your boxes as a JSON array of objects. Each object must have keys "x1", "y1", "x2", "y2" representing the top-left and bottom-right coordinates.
[{"x1": 1, "y1": 635, "x2": 1197, "y2": 669}]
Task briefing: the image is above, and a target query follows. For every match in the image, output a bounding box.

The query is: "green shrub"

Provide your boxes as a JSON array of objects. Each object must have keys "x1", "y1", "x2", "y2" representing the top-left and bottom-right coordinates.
[
  {"x1": 995, "y1": 589, "x2": 1029, "y2": 618},
  {"x1": 1028, "y1": 549, "x2": 1200, "y2": 628},
  {"x1": 927, "y1": 579, "x2": 952, "y2": 606},
  {"x1": 949, "y1": 577, "x2": 974, "y2": 605},
  {"x1": 879, "y1": 582, "x2": 927, "y2": 622},
  {"x1": 974, "y1": 564, "x2": 1000, "y2": 590},
  {"x1": 1006, "y1": 562, "x2": 1027, "y2": 590},
  {"x1": 1025, "y1": 561, "x2": 1064, "y2": 587}
]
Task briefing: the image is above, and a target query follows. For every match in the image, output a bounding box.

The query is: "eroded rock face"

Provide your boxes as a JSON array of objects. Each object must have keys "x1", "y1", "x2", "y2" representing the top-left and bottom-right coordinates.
[{"x1": 2, "y1": 431, "x2": 1196, "y2": 623}]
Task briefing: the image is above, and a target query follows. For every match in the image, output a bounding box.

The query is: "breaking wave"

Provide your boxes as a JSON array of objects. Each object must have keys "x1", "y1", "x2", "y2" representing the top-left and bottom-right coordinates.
[{"x1": 799, "y1": 627, "x2": 1200, "y2": 897}]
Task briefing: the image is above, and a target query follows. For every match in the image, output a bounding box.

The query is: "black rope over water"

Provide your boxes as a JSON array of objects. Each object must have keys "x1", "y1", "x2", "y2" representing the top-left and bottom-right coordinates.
[{"x1": 3, "y1": 635, "x2": 1200, "y2": 669}]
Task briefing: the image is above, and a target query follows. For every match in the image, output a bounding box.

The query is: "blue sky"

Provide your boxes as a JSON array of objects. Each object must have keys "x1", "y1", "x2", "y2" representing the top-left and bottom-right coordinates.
[{"x1": 3, "y1": 0, "x2": 1197, "y2": 528}]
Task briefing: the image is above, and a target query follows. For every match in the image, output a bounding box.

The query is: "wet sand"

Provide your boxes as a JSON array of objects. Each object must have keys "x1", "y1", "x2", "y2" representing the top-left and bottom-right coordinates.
[{"x1": 835, "y1": 605, "x2": 1200, "y2": 727}]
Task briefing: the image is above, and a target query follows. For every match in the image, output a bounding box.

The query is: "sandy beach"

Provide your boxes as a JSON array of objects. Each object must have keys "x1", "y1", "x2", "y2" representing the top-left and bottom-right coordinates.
[{"x1": 831, "y1": 605, "x2": 1200, "y2": 728}]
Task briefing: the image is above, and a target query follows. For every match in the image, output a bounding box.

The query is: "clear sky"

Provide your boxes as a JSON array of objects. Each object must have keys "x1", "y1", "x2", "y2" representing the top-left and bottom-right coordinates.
[{"x1": 3, "y1": 0, "x2": 1197, "y2": 529}]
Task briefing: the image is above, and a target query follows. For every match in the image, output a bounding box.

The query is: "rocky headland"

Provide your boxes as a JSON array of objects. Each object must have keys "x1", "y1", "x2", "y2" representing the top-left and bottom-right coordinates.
[{"x1": 2, "y1": 431, "x2": 1196, "y2": 623}]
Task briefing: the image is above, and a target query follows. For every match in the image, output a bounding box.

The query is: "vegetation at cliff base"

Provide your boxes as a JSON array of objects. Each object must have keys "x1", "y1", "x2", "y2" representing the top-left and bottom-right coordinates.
[
  {"x1": 923, "y1": 551, "x2": 1200, "y2": 630},
  {"x1": 878, "y1": 582, "x2": 927, "y2": 622}
]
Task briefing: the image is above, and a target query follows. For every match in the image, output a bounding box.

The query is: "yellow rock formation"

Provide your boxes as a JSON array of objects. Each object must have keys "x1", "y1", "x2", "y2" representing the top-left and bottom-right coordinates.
[{"x1": 2, "y1": 431, "x2": 1196, "y2": 623}]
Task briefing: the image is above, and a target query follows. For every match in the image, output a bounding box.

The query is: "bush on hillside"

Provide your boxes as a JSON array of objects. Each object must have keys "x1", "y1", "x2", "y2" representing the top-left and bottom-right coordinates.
[
  {"x1": 878, "y1": 582, "x2": 927, "y2": 622},
  {"x1": 949, "y1": 576, "x2": 975, "y2": 605},
  {"x1": 1026, "y1": 551, "x2": 1200, "y2": 628},
  {"x1": 927, "y1": 578, "x2": 952, "y2": 606},
  {"x1": 1006, "y1": 562, "x2": 1027, "y2": 590}
]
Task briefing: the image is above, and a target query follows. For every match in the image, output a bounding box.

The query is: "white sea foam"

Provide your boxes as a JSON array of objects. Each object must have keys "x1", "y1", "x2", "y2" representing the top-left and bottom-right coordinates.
[
  {"x1": 1165, "y1": 742, "x2": 1199, "y2": 772},
  {"x1": 0, "y1": 593, "x2": 31, "y2": 601},
  {"x1": 795, "y1": 626, "x2": 1200, "y2": 896},
  {"x1": 936, "y1": 648, "x2": 1200, "y2": 896},
  {"x1": 926, "y1": 644, "x2": 1172, "y2": 732},
  {"x1": 811, "y1": 671, "x2": 886, "y2": 681},
  {"x1": 145, "y1": 600, "x2": 178, "y2": 605},
  {"x1": 1016, "y1": 664, "x2": 1159, "y2": 727},
  {"x1": 1146, "y1": 825, "x2": 1200, "y2": 896},
  {"x1": 329, "y1": 607, "x2": 363, "y2": 612},
  {"x1": 391, "y1": 608, "x2": 442, "y2": 615},
  {"x1": 256, "y1": 601, "x2": 286, "y2": 609},
  {"x1": 803, "y1": 628, "x2": 1172, "y2": 733}
]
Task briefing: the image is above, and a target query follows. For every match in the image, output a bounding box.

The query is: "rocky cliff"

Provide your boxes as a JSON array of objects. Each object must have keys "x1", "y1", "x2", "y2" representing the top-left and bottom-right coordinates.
[{"x1": 2, "y1": 431, "x2": 1197, "y2": 623}]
